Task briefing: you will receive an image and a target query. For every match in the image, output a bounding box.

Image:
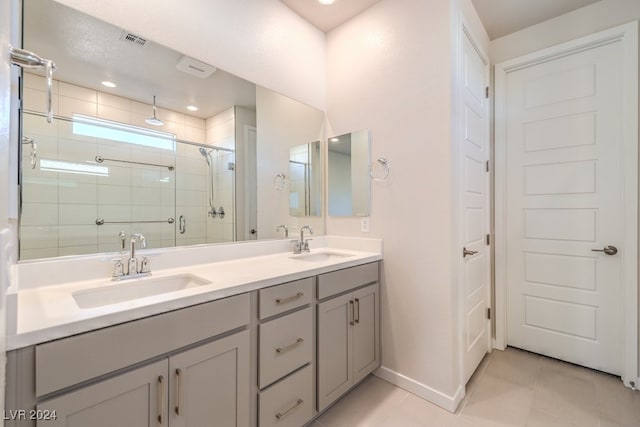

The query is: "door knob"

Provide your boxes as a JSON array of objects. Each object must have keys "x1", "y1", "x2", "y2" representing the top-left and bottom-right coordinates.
[
  {"x1": 591, "y1": 245, "x2": 618, "y2": 256},
  {"x1": 463, "y1": 247, "x2": 478, "y2": 258}
]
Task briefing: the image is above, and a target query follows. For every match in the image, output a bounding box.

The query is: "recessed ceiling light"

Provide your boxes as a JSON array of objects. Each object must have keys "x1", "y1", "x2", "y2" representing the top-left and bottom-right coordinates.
[
  {"x1": 318, "y1": 0, "x2": 335, "y2": 5},
  {"x1": 101, "y1": 81, "x2": 116, "y2": 88},
  {"x1": 187, "y1": 105, "x2": 199, "y2": 112},
  {"x1": 330, "y1": 138, "x2": 340, "y2": 142}
]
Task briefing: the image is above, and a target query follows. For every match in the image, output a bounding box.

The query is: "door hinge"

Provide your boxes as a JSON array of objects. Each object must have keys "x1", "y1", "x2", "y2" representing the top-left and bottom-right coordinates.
[
  {"x1": 486, "y1": 307, "x2": 491, "y2": 320},
  {"x1": 486, "y1": 234, "x2": 490, "y2": 245},
  {"x1": 485, "y1": 160, "x2": 489, "y2": 172},
  {"x1": 485, "y1": 86, "x2": 489, "y2": 99}
]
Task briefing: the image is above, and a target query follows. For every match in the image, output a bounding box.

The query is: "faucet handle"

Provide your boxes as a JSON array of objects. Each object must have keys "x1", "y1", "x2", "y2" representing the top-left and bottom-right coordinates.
[
  {"x1": 303, "y1": 238, "x2": 313, "y2": 252},
  {"x1": 291, "y1": 240, "x2": 303, "y2": 254},
  {"x1": 128, "y1": 257, "x2": 138, "y2": 275},
  {"x1": 112, "y1": 259, "x2": 125, "y2": 278},
  {"x1": 140, "y1": 257, "x2": 151, "y2": 274}
]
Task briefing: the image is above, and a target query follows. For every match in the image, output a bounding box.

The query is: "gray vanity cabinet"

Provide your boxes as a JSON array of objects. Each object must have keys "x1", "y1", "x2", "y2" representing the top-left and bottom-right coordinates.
[
  {"x1": 169, "y1": 331, "x2": 250, "y2": 427},
  {"x1": 317, "y1": 279, "x2": 379, "y2": 411},
  {"x1": 36, "y1": 330, "x2": 250, "y2": 427},
  {"x1": 37, "y1": 359, "x2": 168, "y2": 427}
]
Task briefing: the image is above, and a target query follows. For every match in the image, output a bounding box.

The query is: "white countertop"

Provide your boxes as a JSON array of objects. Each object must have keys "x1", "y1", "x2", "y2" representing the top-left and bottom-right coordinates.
[{"x1": 7, "y1": 244, "x2": 381, "y2": 350}]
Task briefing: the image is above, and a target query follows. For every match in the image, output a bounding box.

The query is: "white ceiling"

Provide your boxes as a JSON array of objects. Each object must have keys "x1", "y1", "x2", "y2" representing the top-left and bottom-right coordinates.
[
  {"x1": 280, "y1": 0, "x2": 382, "y2": 32},
  {"x1": 471, "y1": 0, "x2": 602, "y2": 40},
  {"x1": 281, "y1": 0, "x2": 602, "y2": 39}
]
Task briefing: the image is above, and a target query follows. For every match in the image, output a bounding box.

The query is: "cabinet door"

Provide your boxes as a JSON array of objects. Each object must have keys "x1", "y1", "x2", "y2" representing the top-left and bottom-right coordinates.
[
  {"x1": 169, "y1": 330, "x2": 250, "y2": 427},
  {"x1": 352, "y1": 283, "x2": 380, "y2": 383},
  {"x1": 317, "y1": 293, "x2": 353, "y2": 411},
  {"x1": 37, "y1": 359, "x2": 168, "y2": 427}
]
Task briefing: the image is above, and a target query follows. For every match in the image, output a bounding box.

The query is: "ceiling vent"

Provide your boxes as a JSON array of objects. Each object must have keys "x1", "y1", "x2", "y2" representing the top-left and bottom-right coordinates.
[
  {"x1": 176, "y1": 56, "x2": 216, "y2": 79},
  {"x1": 120, "y1": 31, "x2": 147, "y2": 47}
]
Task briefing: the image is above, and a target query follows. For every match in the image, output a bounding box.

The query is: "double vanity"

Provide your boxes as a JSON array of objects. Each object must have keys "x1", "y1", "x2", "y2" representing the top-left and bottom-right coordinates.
[{"x1": 5, "y1": 237, "x2": 382, "y2": 427}]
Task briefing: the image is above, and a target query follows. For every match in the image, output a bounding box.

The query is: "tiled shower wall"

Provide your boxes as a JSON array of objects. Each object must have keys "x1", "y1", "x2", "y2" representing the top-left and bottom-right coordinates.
[
  {"x1": 175, "y1": 107, "x2": 237, "y2": 247},
  {"x1": 20, "y1": 73, "x2": 237, "y2": 259}
]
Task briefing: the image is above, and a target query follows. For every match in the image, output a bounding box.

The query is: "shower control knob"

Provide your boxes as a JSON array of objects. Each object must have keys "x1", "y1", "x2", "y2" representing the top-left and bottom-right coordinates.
[{"x1": 250, "y1": 229, "x2": 257, "y2": 235}]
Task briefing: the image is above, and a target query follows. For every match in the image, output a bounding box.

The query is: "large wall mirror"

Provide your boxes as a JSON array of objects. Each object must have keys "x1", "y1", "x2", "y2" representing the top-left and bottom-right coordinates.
[
  {"x1": 328, "y1": 129, "x2": 370, "y2": 217},
  {"x1": 19, "y1": 0, "x2": 324, "y2": 260}
]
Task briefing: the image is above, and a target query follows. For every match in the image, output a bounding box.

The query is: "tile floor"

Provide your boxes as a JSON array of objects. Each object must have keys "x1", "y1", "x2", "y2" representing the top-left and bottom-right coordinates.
[{"x1": 311, "y1": 347, "x2": 640, "y2": 427}]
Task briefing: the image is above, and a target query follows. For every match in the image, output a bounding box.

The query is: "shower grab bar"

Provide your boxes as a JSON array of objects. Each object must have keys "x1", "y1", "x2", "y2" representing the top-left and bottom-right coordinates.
[
  {"x1": 96, "y1": 218, "x2": 175, "y2": 226},
  {"x1": 95, "y1": 156, "x2": 174, "y2": 171},
  {"x1": 9, "y1": 46, "x2": 57, "y2": 123}
]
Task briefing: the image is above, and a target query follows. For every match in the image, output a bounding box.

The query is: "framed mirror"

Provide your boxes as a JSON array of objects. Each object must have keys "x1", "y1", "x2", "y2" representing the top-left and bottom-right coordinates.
[
  {"x1": 289, "y1": 141, "x2": 322, "y2": 217},
  {"x1": 327, "y1": 129, "x2": 370, "y2": 217},
  {"x1": 18, "y1": 0, "x2": 324, "y2": 260}
]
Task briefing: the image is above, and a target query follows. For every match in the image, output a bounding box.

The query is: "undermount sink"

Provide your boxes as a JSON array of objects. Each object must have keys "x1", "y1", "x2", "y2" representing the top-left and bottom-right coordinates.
[
  {"x1": 73, "y1": 274, "x2": 212, "y2": 309},
  {"x1": 289, "y1": 251, "x2": 354, "y2": 263}
]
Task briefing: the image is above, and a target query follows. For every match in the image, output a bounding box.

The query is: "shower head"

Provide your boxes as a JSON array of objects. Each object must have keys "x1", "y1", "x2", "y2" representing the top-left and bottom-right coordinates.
[
  {"x1": 145, "y1": 95, "x2": 164, "y2": 126},
  {"x1": 199, "y1": 147, "x2": 211, "y2": 165}
]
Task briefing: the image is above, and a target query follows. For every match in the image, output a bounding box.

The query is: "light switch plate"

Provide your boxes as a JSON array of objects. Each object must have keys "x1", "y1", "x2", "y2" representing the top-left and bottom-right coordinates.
[{"x1": 361, "y1": 217, "x2": 370, "y2": 232}]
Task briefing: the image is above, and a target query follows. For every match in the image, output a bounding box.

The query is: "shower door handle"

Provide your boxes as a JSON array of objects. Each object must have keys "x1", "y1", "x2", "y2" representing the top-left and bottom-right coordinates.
[
  {"x1": 179, "y1": 215, "x2": 186, "y2": 235},
  {"x1": 9, "y1": 46, "x2": 57, "y2": 123}
]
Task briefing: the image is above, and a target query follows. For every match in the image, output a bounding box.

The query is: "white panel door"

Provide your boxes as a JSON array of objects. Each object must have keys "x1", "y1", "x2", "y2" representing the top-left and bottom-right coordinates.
[
  {"x1": 461, "y1": 31, "x2": 490, "y2": 384},
  {"x1": 505, "y1": 41, "x2": 623, "y2": 374}
]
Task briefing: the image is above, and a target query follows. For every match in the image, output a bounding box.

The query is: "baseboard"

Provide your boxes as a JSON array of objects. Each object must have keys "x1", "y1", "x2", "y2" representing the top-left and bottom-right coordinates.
[{"x1": 373, "y1": 366, "x2": 465, "y2": 412}]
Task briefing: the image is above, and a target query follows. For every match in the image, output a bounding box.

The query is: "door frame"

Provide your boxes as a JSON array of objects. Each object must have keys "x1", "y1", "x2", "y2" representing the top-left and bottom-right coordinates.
[{"x1": 494, "y1": 22, "x2": 639, "y2": 388}]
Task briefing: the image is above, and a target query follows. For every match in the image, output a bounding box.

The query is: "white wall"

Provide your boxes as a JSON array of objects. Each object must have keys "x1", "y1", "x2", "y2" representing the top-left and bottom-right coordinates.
[
  {"x1": 54, "y1": 0, "x2": 326, "y2": 110},
  {"x1": 326, "y1": 0, "x2": 488, "y2": 409},
  {"x1": 327, "y1": 0, "x2": 455, "y2": 404},
  {"x1": 0, "y1": 0, "x2": 19, "y2": 421}
]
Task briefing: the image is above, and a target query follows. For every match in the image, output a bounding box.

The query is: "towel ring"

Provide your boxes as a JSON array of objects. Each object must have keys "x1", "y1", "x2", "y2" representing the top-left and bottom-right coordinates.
[
  {"x1": 370, "y1": 157, "x2": 390, "y2": 181},
  {"x1": 273, "y1": 173, "x2": 287, "y2": 191}
]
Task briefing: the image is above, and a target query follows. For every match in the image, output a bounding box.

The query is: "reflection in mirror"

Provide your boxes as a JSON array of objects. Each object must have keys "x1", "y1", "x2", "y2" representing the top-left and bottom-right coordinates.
[
  {"x1": 256, "y1": 88, "x2": 325, "y2": 239},
  {"x1": 289, "y1": 141, "x2": 322, "y2": 217},
  {"x1": 19, "y1": 0, "x2": 323, "y2": 260},
  {"x1": 328, "y1": 129, "x2": 370, "y2": 217}
]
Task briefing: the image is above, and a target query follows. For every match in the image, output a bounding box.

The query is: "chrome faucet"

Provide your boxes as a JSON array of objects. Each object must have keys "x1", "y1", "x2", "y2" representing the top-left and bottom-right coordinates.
[
  {"x1": 276, "y1": 224, "x2": 289, "y2": 238},
  {"x1": 128, "y1": 233, "x2": 146, "y2": 274},
  {"x1": 293, "y1": 226, "x2": 313, "y2": 254},
  {"x1": 112, "y1": 233, "x2": 151, "y2": 280}
]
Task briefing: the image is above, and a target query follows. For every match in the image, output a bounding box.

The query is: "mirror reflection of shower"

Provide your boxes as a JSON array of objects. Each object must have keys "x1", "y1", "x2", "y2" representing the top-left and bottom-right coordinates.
[
  {"x1": 199, "y1": 146, "x2": 225, "y2": 219},
  {"x1": 22, "y1": 136, "x2": 38, "y2": 169}
]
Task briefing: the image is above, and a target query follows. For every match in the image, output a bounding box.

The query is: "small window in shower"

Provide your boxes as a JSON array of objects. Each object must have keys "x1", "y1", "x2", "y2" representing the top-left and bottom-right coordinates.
[{"x1": 72, "y1": 114, "x2": 176, "y2": 151}]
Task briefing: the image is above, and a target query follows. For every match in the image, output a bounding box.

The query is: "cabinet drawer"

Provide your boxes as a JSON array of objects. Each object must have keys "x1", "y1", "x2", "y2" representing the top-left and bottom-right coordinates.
[
  {"x1": 35, "y1": 293, "x2": 250, "y2": 397},
  {"x1": 317, "y1": 262, "x2": 378, "y2": 299},
  {"x1": 259, "y1": 365, "x2": 313, "y2": 427},
  {"x1": 259, "y1": 277, "x2": 313, "y2": 319},
  {"x1": 259, "y1": 307, "x2": 313, "y2": 388}
]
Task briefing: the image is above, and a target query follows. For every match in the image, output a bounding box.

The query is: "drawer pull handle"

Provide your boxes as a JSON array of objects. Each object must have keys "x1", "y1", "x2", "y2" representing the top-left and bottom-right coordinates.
[
  {"x1": 354, "y1": 298, "x2": 360, "y2": 324},
  {"x1": 349, "y1": 300, "x2": 355, "y2": 325},
  {"x1": 275, "y1": 292, "x2": 304, "y2": 305},
  {"x1": 276, "y1": 337, "x2": 304, "y2": 354},
  {"x1": 275, "y1": 398, "x2": 304, "y2": 420},
  {"x1": 157, "y1": 375, "x2": 164, "y2": 424},
  {"x1": 175, "y1": 368, "x2": 182, "y2": 415}
]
